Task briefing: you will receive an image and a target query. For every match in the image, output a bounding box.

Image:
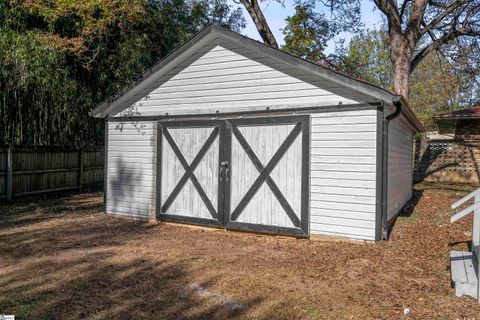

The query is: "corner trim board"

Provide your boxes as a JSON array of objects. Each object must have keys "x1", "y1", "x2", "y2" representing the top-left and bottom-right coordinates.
[
  {"x1": 156, "y1": 122, "x2": 162, "y2": 220},
  {"x1": 375, "y1": 107, "x2": 384, "y2": 241},
  {"x1": 104, "y1": 120, "x2": 108, "y2": 213}
]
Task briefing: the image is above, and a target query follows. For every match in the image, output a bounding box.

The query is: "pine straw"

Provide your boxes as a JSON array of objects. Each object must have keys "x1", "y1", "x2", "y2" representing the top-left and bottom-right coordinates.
[{"x1": 1, "y1": 187, "x2": 480, "y2": 319}]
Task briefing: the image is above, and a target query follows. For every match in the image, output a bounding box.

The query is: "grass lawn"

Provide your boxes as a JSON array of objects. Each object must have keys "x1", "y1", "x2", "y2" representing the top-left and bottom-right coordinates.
[{"x1": 1, "y1": 186, "x2": 480, "y2": 319}]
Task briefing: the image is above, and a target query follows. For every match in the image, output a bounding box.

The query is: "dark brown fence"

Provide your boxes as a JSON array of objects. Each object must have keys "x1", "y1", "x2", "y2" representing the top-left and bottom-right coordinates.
[
  {"x1": 414, "y1": 139, "x2": 480, "y2": 184},
  {"x1": 0, "y1": 147, "x2": 104, "y2": 200}
]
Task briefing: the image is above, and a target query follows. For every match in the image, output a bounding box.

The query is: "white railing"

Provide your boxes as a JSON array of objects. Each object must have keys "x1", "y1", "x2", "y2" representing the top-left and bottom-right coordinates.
[{"x1": 451, "y1": 186, "x2": 480, "y2": 302}]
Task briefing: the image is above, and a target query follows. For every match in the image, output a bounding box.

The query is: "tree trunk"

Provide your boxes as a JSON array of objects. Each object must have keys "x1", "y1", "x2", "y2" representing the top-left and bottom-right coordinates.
[
  {"x1": 390, "y1": 33, "x2": 413, "y2": 98},
  {"x1": 239, "y1": 0, "x2": 278, "y2": 48}
]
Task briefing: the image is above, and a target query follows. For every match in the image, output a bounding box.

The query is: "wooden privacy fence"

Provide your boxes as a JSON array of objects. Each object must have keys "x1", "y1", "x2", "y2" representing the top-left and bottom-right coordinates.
[
  {"x1": 0, "y1": 147, "x2": 104, "y2": 200},
  {"x1": 414, "y1": 139, "x2": 480, "y2": 184}
]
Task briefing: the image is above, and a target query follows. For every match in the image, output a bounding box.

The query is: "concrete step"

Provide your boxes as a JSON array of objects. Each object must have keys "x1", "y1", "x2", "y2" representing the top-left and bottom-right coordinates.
[{"x1": 451, "y1": 250, "x2": 479, "y2": 299}]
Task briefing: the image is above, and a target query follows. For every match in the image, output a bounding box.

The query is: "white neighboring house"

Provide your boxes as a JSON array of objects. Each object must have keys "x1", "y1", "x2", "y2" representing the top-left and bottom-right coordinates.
[{"x1": 91, "y1": 25, "x2": 424, "y2": 241}]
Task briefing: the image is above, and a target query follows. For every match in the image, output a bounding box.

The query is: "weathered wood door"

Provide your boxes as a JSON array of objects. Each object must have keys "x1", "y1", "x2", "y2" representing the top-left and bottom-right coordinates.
[
  {"x1": 158, "y1": 120, "x2": 226, "y2": 227},
  {"x1": 158, "y1": 116, "x2": 309, "y2": 237},
  {"x1": 225, "y1": 116, "x2": 310, "y2": 237}
]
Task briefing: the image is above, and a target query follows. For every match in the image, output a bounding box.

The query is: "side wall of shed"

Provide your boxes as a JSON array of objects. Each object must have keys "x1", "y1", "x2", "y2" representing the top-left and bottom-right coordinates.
[
  {"x1": 106, "y1": 121, "x2": 157, "y2": 219},
  {"x1": 387, "y1": 114, "x2": 414, "y2": 221},
  {"x1": 309, "y1": 109, "x2": 377, "y2": 240}
]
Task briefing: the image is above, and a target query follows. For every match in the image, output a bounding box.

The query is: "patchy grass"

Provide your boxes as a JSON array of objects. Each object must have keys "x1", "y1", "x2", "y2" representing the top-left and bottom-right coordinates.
[{"x1": 1, "y1": 187, "x2": 480, "y2": 319}]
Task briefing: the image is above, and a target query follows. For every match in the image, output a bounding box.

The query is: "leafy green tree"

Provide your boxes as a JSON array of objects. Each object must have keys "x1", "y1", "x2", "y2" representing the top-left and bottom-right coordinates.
[
  {"x1": 0, "y1": 0, "x2": 244, "y2": 147},
  {"x1": 334, "y1": 28, "x2": 472, "y2": 130},
  {"x1": 241, "y1": 0, "x2": 479, "y2": 99},
  {"x1": 334, "y1": 30, "x2": 392, "y2": 89},
  {"x1": 281, "y1": 0, "x2": 330, "y2": 62}
]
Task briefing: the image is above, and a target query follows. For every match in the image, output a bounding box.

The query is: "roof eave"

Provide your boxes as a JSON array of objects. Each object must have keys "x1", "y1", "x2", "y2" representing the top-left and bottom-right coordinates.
[
  {"x1": 90, "y1": 25, "x2": 219, "y2": 118},
  {"x1": 90, "y1": 24, "x2": 424, "y2": 133},
  {"x1": 393, "y1": 95, "x2": 425, "y2": 132}
]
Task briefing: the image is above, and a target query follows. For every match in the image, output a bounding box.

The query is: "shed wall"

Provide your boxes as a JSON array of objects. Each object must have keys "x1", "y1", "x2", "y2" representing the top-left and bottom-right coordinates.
[
  {"x1": 106, "y1": 121, "x2": 157, "y2": 219},
  {"x1": 387, "y1": 114, "x2": 414, "y2": 221},
  {"x1": 113, "y1": 38, "x2": 371, "y2": 118},
  {"x1": 309, "y1": 109, "x2": 377, "y2": 240}
]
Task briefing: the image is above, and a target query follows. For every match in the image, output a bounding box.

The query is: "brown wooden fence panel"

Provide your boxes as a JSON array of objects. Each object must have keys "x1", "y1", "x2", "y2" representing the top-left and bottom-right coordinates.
[
  {"x1": 0, "y1": 150, "x2": 6, "y2": 199},
  {"x1": 0, "y1": 147, "x2": 104, "y2": 200},
  {"x1": 82, "y1": 150, "x2": 104, "y2": 188},
  {"x1": 414, "y1": 139, "x2": 480, "y2": 184}
]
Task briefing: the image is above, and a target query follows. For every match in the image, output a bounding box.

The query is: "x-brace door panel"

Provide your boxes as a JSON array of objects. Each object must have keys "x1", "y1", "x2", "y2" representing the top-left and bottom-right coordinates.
[
  {"x1": 158, "y1": 120, "x2": 226, "y2": 227},
  {"x1": 225, "y1": 116, "x2": 310, "y2": 237}
]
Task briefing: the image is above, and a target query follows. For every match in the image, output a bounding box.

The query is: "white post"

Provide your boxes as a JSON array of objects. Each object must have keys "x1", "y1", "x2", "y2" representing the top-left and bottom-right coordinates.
[{"x1": 475, "y1": 194, "x2": 480, "y2": 302}]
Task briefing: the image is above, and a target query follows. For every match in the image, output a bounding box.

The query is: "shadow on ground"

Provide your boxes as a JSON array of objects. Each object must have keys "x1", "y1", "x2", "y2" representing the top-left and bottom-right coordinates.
[
  {"x1": 2, "y1": 190, "x2": 480, "y2": 319},
  {"x1": 0, "y1": 194, "x2": 260, "y2": 319}
]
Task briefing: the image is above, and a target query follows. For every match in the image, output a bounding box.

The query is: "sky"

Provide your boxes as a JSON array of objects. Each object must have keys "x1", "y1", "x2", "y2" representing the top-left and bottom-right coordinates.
[{"x1": 227, "y1": 0, "x2": 385, "y2": 54}]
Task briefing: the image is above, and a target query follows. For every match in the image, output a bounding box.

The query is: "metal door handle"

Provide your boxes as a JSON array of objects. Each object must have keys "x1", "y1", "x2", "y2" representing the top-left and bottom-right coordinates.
[
  {"x1": 220, "y1": 161, "x2": 229, "y2": 181},
  {"x1": 220, "y1": 166, "x2": 224, "y2": 180}
]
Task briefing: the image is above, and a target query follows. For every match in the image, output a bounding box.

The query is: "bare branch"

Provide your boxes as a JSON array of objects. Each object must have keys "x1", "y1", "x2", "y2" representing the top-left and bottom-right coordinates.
[
  {"x1": 239, "y1": 0, "x2": 278, "y2": 47},
  {"x1": 420, "y1": 0, "x2": 469, "y2": 35},
  {"x1": 406, "y1": 0, "x2": 428, "y2": 36},
  {"x1": 411, "y1": 28, "x2": 480, "y2": 71},
  {"x1": 399, "y1": 0, "x2": 411, "y2": 19},
  {"x1": 373, "y1": 0, "x2": 402, "y2": 30}
]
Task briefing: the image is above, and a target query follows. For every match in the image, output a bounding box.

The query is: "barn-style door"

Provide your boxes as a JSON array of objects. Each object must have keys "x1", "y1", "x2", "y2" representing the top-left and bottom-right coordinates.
[
  {"x1": 157, "y1": 116, "x2": 309, "y2": 237},
  {"x1": 158, "y1": 120, "x2": 227, "y2": 227},
  {"x1": 225, "y1": 116, "x2": 310, "y2": 237}
]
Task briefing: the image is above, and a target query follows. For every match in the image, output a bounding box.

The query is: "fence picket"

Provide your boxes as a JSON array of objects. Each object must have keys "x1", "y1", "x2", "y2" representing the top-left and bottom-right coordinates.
[{"x1": 0, "y1": 147, "x2": 103, "y2": 200}]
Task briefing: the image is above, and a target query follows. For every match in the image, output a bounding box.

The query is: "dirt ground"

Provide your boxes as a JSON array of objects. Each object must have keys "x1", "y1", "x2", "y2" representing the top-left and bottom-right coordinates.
[{"x1": 1, "y1": 185, "x2": 480, "y2": 319}]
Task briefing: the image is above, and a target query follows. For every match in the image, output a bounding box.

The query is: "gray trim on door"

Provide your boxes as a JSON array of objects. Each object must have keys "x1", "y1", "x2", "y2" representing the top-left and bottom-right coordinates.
[
  {"x1": 157, "y1": 120, "x2": 225, "y2": 228},
  {"x1": 225, "y1": 115, "x2": 310, "y2": 237},
  {"x1": 155, "y1": 115, "x2": 310, "y2": 237}
]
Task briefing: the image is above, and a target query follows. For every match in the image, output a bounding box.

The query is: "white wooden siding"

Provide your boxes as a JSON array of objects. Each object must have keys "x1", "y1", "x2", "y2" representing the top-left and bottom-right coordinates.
[
  {"x1": 113, "y1": 38, "x2": 373, "y2": 117},
  {"x1": 309, "y1": 109, "x2": 377, "y2": 240},
  {"x1": 106, "y1": 121, "x2": 157, "y2": 219},
  {"x1": 387, "y1": 114, "x2": 414, "y2": 221}
]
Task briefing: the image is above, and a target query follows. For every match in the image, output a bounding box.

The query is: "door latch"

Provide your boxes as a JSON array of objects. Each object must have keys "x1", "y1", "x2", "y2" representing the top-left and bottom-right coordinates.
[{"x1": 220, "y1": 161, "x2": 229, "y2": 181}]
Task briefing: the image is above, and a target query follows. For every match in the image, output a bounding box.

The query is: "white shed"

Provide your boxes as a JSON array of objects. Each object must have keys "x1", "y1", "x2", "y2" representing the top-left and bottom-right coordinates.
[{"x1": 91, "y1": 25, "x2": 424, "y2": 241}]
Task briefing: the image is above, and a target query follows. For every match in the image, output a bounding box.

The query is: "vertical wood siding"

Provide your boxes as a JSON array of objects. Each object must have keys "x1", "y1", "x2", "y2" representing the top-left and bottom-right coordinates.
[
  {"x1": 387, "y1": 115, "x2": 414, "y2": 221},
  {"x1": 106, "y1": 121, "x2": 157, "y2": 219},
  {"x1": 230, "y1": 124, "x2": 302, "y2": 228},
  {"x1": 309, "y1": 110, "x2": 378, "y2": 240},
  {"x1": 161, "y1": 127, "x2": 219, "y2": 219},
  {"x1": 114, "y1": 38, "x2": 370, "y2": 118}
]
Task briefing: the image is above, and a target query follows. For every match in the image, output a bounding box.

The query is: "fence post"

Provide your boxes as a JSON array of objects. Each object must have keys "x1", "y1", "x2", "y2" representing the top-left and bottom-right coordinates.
[
  {"x1": 6, "y1": 146, "x2": 13, "y2": 201},
  {"x1": 78, "y1": 149, "x2": 84, "y2": 192}
]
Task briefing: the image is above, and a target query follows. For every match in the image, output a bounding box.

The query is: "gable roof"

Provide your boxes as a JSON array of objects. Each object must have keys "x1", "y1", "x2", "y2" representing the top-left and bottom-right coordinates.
[{"x1": 90, "y1": 25, "x2": 423, "y2": 131}]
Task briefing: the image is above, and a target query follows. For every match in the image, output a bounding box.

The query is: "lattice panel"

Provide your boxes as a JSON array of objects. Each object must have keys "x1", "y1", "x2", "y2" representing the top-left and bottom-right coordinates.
[{"x1": 413, "y1": 140, "x2": 480, "y2": 184}]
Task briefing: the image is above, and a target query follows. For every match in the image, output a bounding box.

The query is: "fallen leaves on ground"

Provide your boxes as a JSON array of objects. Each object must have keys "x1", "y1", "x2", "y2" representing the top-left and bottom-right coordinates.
[{"x1": 1, "y1": 186, "x2": 479, "y2": 319}]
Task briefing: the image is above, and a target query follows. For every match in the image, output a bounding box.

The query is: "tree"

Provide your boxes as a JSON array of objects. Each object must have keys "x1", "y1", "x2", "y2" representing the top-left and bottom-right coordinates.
[
  {"x1": 0, "y1": 0, "x2": 245, "y2": 146},
  {"x1": 240, "y1": 0, "x2": 479, "y2": 99},
  {"x1": 281, "y1": 0, "x2": 331, "y2": 62},
  {"x1": 335, "y1": 29, "x2": 471, "y2": 130},
  {"x1": 334, "y1": 30, "x2": 393, "y2": 89},
  {"x1": 239, "y1": 0, "x2": 361, "y2": 50},
  {"x1": 372, "y1": 0, "x2": 479, "y2": 97},
  {"x1": 237, "y1": 0, "x2": 278, "y2": 47},
  {"x1": 409, "y1": 53, "x2": 463, "y2": 129}
]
